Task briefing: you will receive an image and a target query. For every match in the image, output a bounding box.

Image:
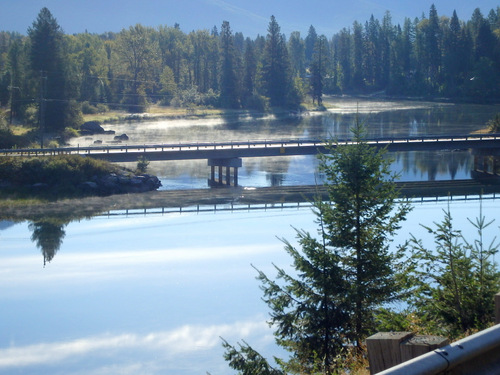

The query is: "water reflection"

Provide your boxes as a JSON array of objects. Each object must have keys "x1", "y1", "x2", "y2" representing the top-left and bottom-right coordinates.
[
  {"x1": 394, "y1": 150, "x2": 472, "y2": 181},
  {"x1": 29, "y1": 220, "x2": 66, "y2": 266},
  {"x1": 68, "y1": 99, "x2": 500, "y2": 148},
  {"x1": 140, "y1": 149, "x2": 474, "y2": 190},
  {"x1": 1, "y1": 198, "x2": 499, "y2": 374}
]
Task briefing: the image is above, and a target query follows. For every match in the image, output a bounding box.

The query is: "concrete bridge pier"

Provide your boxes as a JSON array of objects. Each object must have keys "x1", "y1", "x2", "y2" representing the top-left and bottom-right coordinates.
[{"x1": 208, "y1": 158, "x2": 242, "y2": 187}]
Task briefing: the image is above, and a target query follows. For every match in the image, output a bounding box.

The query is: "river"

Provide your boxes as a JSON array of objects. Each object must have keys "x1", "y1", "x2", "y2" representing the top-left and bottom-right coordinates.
[{"x1": 1, "y1": 97, "x2": 500, "y2": 374}]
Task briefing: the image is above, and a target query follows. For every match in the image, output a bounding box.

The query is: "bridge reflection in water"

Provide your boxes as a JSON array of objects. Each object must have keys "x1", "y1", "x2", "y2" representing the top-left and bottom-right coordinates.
[{"x1": 98, "y1": 180, "x2": 500, "y2": 218}]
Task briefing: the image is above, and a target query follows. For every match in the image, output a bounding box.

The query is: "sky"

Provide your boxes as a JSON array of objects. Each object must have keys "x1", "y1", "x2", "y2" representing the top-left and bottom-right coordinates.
[{"x1": 1, "y1": 0, "x2": 499, "y2": 38}]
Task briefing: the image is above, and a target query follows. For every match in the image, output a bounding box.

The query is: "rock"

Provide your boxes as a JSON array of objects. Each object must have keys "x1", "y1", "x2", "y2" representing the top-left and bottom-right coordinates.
[
  {"x1": 143, "y1": 174, "x2": 162, "y2": 189},
  {"x1": 114, "y1": 133, "x2": 129, "y2": 141},
  {"x1": 81, "y1": 121, "x2": 105, "y2": 135}
]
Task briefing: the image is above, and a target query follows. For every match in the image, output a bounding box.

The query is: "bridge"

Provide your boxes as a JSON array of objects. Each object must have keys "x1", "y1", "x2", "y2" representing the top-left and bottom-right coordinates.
[{"x1": 2, "y1": 133, "x2": 500, "y2": 186}]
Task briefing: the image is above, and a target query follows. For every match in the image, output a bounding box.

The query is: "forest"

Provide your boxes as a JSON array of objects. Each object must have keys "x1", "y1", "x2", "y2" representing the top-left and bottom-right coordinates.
[{"x1": 0, "y1": 4, "x2": 499, "y2": 135}]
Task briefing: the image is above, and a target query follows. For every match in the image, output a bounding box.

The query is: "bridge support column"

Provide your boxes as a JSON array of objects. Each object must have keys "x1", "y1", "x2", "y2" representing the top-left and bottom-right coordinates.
[{"x1": 208, "y1": 158, "x2": 242, "y2": 187}]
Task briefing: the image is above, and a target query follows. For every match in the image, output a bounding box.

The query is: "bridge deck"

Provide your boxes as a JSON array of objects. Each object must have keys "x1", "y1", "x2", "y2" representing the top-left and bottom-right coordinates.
[{"x1": 2, "y1": 134, "x2": 500, "y2": 162}]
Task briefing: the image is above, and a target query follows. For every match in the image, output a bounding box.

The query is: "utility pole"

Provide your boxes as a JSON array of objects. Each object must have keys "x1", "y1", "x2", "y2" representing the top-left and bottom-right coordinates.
[{"x1": 39, "y1": 71, "x2": 47, "y2": 148}]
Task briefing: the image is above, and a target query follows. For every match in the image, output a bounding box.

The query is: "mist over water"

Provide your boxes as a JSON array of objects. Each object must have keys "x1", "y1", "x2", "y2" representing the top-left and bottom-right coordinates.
[
  {"x1": 69, "y1": 98, "x2": 500, "y2": 189},
  {"x1": 3, "y1": 98, "x2": 500, "y2": 374}
]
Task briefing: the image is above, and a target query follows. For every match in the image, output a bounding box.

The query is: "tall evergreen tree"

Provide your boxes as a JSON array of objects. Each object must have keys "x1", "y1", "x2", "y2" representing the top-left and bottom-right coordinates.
[
  {"x1": 242, "y1": 38, "x2": 257, "y2": 105},
  {"x1": 288, "y1": 31, "x2": 306, "y2": 78},
  {"x1": 364, "y1": 15, "x2": 382, "y2": 88},
  {"x1": 388, "y1": 18, "x2": 413, "y2": 94},
  {"x1": 335, "y1": 28, "x2": 352, "y2": 91},
  {"x1": 380, "y1": 11, "x2": 394, "y2": 87},
  {"x1": 442, "y1": 11, "x2": 465, "y2": 95},
  {"x1": 426, "y1": 4, "x2": 441, "y2": 88},
  {"x1": 318, "y1": 120, "x2": 411, "y2": 349},
  {"x1": 7, "y1": 39, "x2": 28, "y2": 121},
  {"x1": 304, "y1": 25, "x2": 318, "y2": 65},
  {"x1": 310, "y1": 35, "x2": 328, "y2": 105},
  {"x1": 224, "y1": 119, "x2": 411, "y2": 374},
  {"x1": 351, "y1": 21, "x2": 364, "y2": 90},
  {"x1": 28, "y1": 7, "x2": 72, "y2": 135},
  {"x1": 260, "y1": 16, "x2": 290, "y2": 107},
  {"x1": 219, "y1": 21, "x2": 240, "y2": 108}
]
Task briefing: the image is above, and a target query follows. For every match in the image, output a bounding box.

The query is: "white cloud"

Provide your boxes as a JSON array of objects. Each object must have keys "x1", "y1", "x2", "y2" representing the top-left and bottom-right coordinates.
[
  {"x1": 0, "y1": 318, "x2": 272, "y2": 370},
  {"x1": 1, "y1": 243, "x2": 281, "y2": 285}
]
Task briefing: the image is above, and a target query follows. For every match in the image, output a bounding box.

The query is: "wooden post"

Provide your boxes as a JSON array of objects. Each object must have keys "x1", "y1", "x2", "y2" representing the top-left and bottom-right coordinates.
[
  {"x1": 400, "y1": 335, "x2": 449, "y2": 363},
  {"x1": 495, "y1": 292, "x2": 500, "y2": 325},
  {"x1": 366, "y1": 333, "x2": 448, "y2": 374},
  {"x1": 366, "y1": 332, "x2": 413, "y2": 374}
]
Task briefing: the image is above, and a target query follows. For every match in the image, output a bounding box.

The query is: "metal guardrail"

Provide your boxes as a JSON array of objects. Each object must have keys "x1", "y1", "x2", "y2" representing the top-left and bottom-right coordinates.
[
  {"x1": 1, "y1": 133, "x2": 500, "y2": 158},
  {"x1": 378, "y1": 324, "x2": 500, "y2": 375}
]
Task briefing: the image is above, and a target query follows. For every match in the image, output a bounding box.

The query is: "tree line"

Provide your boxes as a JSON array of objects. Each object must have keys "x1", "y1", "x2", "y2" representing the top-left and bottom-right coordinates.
[{"x1": 0, "y1": 5, "x2": 499, "y2": 134}]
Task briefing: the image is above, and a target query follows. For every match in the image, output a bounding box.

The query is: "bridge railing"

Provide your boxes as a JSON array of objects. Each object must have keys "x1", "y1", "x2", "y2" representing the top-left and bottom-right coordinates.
[{"x1": 1, "y1": 133, "x2": 499, "y2": 158}]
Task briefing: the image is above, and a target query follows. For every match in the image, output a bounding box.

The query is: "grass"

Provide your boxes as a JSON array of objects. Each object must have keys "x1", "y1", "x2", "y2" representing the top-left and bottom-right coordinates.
[
  {"x1": 82, "y1": 105, "x2": 227, "y2": 124},
  {"x1": 10, "y1": 124, "x2": 33, "y2": 136}
]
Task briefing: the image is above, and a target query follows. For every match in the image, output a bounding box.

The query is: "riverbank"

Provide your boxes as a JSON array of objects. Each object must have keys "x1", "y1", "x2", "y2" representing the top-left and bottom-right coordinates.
[{"x1": 0, "y1": 155, "x2": 161, "y2": 203}]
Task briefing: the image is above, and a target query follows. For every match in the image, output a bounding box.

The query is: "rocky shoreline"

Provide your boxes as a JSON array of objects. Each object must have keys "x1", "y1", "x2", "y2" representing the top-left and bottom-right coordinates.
[
  {"x1": 78, "y1": 171, "x2": 161, "y2": 195},
  {"x1": 0, "y1": 170, "x2": 162, "y2": 197}
]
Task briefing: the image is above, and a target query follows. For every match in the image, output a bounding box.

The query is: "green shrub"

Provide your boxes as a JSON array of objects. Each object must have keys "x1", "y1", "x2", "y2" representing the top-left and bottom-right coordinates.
[
  {"x1": 136, "y1": 156, "x2": 149, "y2": 173},
  {"x1": 61, "y1": 127, "x2": 80, "y2": 143},
  {"x1": 244, "y1": 94, "x2": 269, "y2": 112},
  {"x1": 81, "y1": 101, "x2": 98, "y2": 114},
  {"x1": 0, "y1": 155, "x2": 119, "y2": 193}
]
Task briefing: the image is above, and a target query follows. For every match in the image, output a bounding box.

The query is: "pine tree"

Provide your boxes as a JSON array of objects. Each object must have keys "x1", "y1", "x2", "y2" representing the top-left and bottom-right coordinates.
[
  {"x1": 28, "y1": 7, "x2": 69, "y2": 134},
  {"x1": 318, "y1": 119, "x2": 411, "y2": 349},
  {"x1": 310, "y1": 35, "x2": 328, "y2": 106},
  {"x1": 224, "y1": 118, "x2": 411, "y2": 374},
  {"x1": 260, "y1": 16, "x2": 290, "y2": 107},
  {"x1": 403, "y1": 202, "x2": 500, "y2": 337},
  {"x1": 219, "y1": 21, "x2": 240, "y2": 108}
]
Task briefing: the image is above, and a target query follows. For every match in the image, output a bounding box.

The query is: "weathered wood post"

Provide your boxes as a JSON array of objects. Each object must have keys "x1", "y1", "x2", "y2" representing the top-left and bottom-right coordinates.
[
  {"x1": 366, "y1": 333, "x2": 449, "y2": 374},
  {"x1": 366, "y1": 332, "x2": 413, "y2": 374}
]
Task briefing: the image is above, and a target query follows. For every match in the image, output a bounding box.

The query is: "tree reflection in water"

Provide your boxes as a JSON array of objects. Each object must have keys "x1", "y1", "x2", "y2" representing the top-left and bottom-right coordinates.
[{"x1": 29, "y1": 220, "x2": 66, "y2": 266}]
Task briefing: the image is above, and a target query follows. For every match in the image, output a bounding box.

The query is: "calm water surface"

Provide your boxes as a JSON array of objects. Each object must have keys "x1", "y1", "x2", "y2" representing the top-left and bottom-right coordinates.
[
  {"x1": 3, "y1": 98, "x2": 500, "y2": 374},
  {"x1": 70, "y1": 97, "x2": 500, "y2": 190},
  {"x1": 1, "y1": 198, "x2": 499, "y2": 374}
]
